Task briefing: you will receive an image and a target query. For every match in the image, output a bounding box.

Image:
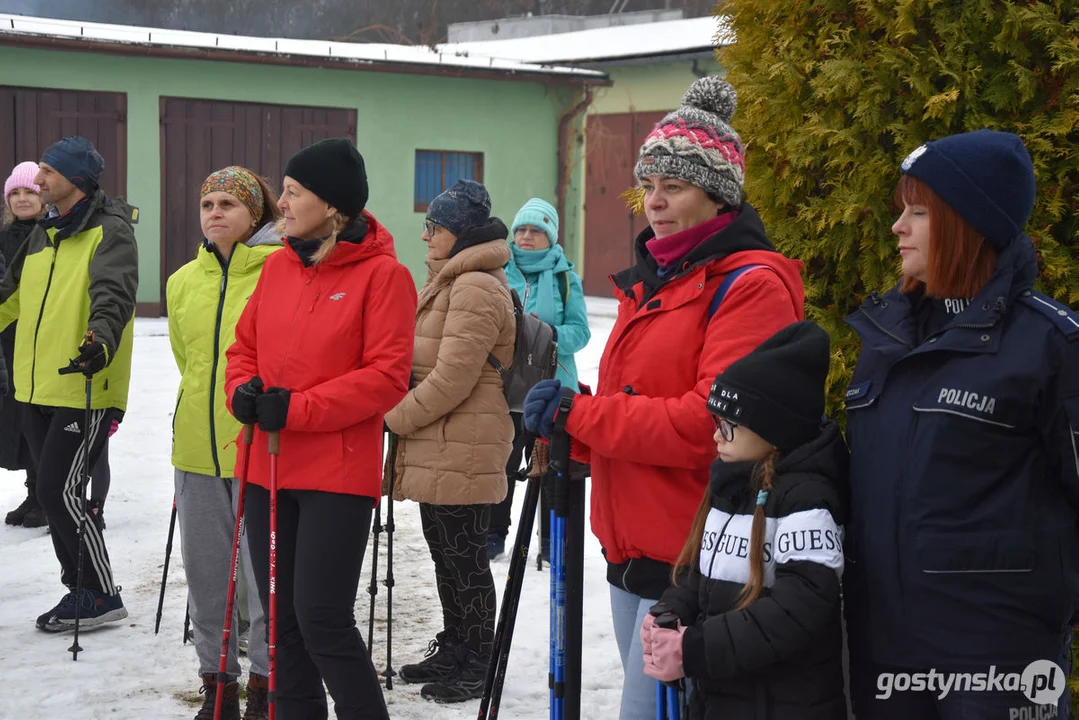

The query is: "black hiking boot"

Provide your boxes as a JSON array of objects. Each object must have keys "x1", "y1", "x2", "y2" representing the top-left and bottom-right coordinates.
[
  {"x1": 398, "y1": 630, "x2": 461, "y2": 685},
  {"x1": 420, "y1": 647, "x2": 489, "y2": 703},
  {"x1": 5, "y1": 479, "x2": 45, "y2": 527}
]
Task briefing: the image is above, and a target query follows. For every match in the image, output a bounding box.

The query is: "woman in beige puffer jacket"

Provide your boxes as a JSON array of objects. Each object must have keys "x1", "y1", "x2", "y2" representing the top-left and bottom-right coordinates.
[{"x1": 384, "y1": 179, "x2": 515, "y2": 704}]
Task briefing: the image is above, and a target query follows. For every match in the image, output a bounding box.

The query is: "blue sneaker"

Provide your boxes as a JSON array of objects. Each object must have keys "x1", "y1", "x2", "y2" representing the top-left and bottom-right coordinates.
[
  {"x1": 38, "y1": 588, "x2": 128, "y2": 632},
  {"x1": 35, "y1": 591, "x2": 75, "y2": 629}
]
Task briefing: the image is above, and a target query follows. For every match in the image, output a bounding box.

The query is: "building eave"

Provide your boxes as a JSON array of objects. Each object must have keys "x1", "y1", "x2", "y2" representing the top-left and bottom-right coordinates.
[{"x1": 0, "y1": 20, "x2": 612, "y2": 86}]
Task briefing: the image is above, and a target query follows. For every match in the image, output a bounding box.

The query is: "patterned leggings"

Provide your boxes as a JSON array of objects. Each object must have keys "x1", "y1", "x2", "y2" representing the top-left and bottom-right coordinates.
[{"x1": 419, "y1": 503, "x2": 496, "y2": 657}]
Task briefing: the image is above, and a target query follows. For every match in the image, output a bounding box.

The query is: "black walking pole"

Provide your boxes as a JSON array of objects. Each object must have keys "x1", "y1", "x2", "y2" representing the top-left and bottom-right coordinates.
[
  {"x1": 479, "y1": 475, "x2": 542, "y2": 720},
  {"x1": 549, "y1": 394, "x2": 583, "y2": 719},
  {"x1": 155, "y1": 496, "x2": 178, "y2": 635},
  {"x1": 59, "y1": 335, "x2": 95, "y2": 661},
  {"x1": 382, "y1": 432, "x2": 398, "y2": 689},
  {"x1": 549, "y1": 393, "x2": 583, "y2": 719},
  {"x1": 367, "y1": 500, "x2": 382, "y2": 657},
  {"x1": 183, "y1": 603, "x2": 192, "y2": 645}
]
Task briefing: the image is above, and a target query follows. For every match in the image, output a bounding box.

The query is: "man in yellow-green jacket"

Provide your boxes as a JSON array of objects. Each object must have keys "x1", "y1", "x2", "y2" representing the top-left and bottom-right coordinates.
[{"x1": 0, "y1": 136, "x2": 138, "y2": 632}]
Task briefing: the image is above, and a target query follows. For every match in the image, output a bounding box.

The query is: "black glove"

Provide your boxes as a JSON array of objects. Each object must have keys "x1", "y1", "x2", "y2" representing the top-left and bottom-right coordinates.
[
  {"x1": 256, "y1": 386, "x2": 291, "y2": 432},
  {"x1": 69, "y1": 339, "x2": 108, "y2": 377},
  {"x1": 232, "y1": 377, "x2": 263, "y2": 425}
]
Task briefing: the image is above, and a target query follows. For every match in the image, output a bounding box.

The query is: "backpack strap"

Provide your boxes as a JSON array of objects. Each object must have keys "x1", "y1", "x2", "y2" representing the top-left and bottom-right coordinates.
[
  {"x1": 708, "y1": 265, "x2": 765, "y2": 319},
  {"x1": 557, "y1": 271, "x2": 570, "y2": 306},
  {"x1": 488, "y1": 287, "x2": 524, "y2": 375}
]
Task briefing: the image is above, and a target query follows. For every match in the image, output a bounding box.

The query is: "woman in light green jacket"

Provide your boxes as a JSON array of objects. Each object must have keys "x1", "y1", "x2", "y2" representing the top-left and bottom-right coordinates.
[{"x1": 166, "y1": 166, "x2": 281, "y2": 720}]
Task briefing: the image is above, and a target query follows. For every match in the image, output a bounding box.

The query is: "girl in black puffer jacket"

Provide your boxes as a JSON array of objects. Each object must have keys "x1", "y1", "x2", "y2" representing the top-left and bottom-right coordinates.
[
  {"x1": 641, "y1": 321, "x2": 849, "y2": 720},
  {"x1": 1, "y1": 161, "x2": 45, "y2": 528}
]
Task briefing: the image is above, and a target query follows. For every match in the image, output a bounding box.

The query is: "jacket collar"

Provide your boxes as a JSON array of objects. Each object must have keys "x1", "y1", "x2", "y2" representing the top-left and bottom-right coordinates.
[
  {"x1": 282, "y1": 211, "x2": 396, "y2": 269},
  {"x1": 612, "y1": 203, "x2": 775, "y2": 297},
  {"x1": 847, "y1": 237, "x2": 1037, "y2": 354},
  {"x1": 427, "y1": 236, "x2": 511, "y2": 283},
  {"x1": 199, "y1": 233, "x2": 278, "y2": 276},
  {"x1": 448, "y1": 218, "x2": 510, "y2": 259}
]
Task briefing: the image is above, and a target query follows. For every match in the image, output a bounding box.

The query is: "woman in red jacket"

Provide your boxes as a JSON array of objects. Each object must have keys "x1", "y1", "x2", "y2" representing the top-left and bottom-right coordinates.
[
  {"x1": 523, "y1": 77, "x2": 805, "y2": 720},
  {"x1": 225, "y1": 138, "x2": 417, "y2": 720}
]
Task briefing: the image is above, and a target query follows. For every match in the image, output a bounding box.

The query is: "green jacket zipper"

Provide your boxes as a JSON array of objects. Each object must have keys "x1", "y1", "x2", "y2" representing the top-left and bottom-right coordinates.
[
  {"x1": 207, "y1": 255, "x2": 231, "y2": 478},
  {"x1": 28, "y1": 242, "x2": 61, "y2": 405}
]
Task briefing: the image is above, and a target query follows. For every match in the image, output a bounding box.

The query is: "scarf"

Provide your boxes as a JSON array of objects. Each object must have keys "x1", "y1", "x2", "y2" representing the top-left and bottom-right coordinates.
[
  {"x1": 42, "y1": 195, "x2": 93, "y2": 238},
  {"x1": 647, "y1": 211, "x2": 739, "y2": 277},
  {"x1": 505, "y1": 241, "x2": 573, "y2": 324}
]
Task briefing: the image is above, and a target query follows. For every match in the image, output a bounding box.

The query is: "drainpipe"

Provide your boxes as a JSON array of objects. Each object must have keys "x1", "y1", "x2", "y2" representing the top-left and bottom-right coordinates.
[{"x1": 556, "y1": 87, "x2": 594, "y2": 258}]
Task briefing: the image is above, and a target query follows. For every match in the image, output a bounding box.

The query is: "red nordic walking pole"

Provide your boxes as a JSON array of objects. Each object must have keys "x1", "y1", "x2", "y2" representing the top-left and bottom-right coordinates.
[
  {"x1": 213, "y1": 424, "x2": 254, "y2": 720},
  {"x1": 268, "y1": 430, "x2": 281, "y2": 720}
]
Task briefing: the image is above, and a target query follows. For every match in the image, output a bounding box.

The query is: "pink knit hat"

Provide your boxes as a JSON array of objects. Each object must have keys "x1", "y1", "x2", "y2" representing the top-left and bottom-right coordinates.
[{"x1": 4, "y1": 161, "x2": 41, "y2": 199}]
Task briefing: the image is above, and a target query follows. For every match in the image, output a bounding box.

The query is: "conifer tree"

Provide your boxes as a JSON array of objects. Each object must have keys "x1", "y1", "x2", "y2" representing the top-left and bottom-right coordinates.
[{"x1": 715, "y1": 0, "x2": 1078, "y2": 415}]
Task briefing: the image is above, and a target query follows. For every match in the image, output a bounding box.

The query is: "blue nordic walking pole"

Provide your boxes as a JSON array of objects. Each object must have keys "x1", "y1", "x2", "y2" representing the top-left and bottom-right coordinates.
[
  {"x1": 651, "y1": 607, "x2": 683, "y2": 720},
  {"x1": 548, "y1": 389, "x2": 587, "y2": 719},
  {"x1": 549, "y1": 489, "x2": 566, "y2": 720},
  {"x1": 549, "y1": 400, "x2": 574, "y2": 720}
]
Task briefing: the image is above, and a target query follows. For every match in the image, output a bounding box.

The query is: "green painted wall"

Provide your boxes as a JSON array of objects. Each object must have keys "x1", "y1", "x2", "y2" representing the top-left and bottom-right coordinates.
[
  {"x1": 589, "y1": 57, "x2": 724, "y2": 115},
  {"x1": 0, "y1": 45, "x2": 587, "y2": 305}
]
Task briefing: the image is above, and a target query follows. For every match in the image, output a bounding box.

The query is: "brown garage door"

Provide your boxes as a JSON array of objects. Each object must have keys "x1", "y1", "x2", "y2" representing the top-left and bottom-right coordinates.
[
  {"x1": 0, "y1": 86, "x2": 127, "y2": 200},
  {"x1": 160, "y1": 98, "x2": 356, "y2": 310},
  {"x1": 582, "y1": 111, "x2": 666, "y2": 297}
]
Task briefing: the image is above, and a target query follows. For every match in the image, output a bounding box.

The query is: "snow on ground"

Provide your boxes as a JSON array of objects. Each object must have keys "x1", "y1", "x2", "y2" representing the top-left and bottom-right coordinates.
[{"x1": 0, "y1": 301, "x2": 622, "y2": 719}]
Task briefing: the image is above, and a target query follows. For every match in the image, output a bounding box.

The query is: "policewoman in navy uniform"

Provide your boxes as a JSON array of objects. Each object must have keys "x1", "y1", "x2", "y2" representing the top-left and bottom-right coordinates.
[{"x1": 843, "y1": 130, "x2": 1078, "y2": 719}]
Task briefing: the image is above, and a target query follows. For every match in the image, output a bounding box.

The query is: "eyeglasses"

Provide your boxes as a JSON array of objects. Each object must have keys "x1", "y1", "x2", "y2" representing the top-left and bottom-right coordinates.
[
  {"x1": 712, "y1": 416, "x2": 738, "y2": 443},
  {"x1": 515, "y1": 225, "x2": 545, "y2": 237},
  {"x1": 423, "y1": 220, "x2": 439, "y2": 236}
]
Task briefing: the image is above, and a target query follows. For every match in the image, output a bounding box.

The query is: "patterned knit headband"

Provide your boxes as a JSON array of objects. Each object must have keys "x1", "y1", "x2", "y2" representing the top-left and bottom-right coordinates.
[{"x1": 201, "y1": 166, "x2": 264, "y2": 222}]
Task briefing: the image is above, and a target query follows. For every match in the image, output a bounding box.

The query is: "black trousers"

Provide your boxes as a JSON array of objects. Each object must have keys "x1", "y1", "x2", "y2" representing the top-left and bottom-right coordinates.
[
  {"x1": 489, "y1": 413, "x2": 546, "y2": 541},
  {"x1": 23, "y1": 405, "x2": 118, "y2": 595},
  {"x1": 245, "y1": 486, "x2": 389, "y2": 720},
  {"x1": 419, "y1": 503, "x2": 496, "y2": 657}
]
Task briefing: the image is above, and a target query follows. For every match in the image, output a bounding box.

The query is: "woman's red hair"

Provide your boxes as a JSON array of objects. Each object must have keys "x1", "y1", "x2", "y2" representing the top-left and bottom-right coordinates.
[{"x1": 894, "y1": 175, "x2": 997, "y2": 297}]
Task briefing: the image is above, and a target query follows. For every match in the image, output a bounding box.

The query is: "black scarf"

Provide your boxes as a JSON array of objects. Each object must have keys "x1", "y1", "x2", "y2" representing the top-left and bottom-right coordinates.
[{"x1": 287, "y1": 216, "x2": 369, "y2": 267}]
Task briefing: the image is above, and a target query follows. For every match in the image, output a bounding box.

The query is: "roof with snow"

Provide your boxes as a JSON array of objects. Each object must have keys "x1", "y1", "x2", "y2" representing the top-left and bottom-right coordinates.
[
  {"x1": 439, "y1": 16, "x2": 732, "y2": 66},
  {"x1": 0, "y1": 13, "x2": 608, "y2": 83}
]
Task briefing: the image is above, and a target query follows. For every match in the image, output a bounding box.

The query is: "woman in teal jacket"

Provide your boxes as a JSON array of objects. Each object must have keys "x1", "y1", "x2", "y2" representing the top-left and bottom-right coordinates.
[
  {"x1": 166, "y1": 166, "x2": 281, "y2": 720},
  {"x1": 488, "y1": 197, "x2": 590, "y2": 560}
]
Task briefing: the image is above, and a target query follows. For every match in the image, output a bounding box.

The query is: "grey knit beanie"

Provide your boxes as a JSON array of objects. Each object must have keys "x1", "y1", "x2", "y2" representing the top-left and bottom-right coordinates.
[{"x1": 634, "y1": 76, "x2": 745, "y2": 207}]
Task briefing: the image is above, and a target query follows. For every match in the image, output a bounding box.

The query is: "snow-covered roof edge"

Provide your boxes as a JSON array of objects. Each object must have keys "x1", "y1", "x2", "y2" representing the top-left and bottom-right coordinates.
[
  {"x1": 0, "y1": 13, "x2": 608, "y2": 81},
  {"x1": 438, "y1": 15, "x2": 734, "y2": 66}
]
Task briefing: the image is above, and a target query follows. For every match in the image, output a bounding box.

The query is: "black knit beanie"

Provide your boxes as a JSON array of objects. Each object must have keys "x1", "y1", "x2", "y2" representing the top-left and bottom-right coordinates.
[
  {"x1": 283, "y1": 138, "x2": 368, "y2": 220},
  {"x1": 707, "y1": 321, "x2": 830, "y2": 453}
]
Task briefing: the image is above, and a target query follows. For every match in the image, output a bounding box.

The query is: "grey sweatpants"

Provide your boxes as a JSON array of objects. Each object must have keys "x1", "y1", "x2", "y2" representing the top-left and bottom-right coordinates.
[{"x1": 175, "y1": 470, "x2": 268, "y2": 679}]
